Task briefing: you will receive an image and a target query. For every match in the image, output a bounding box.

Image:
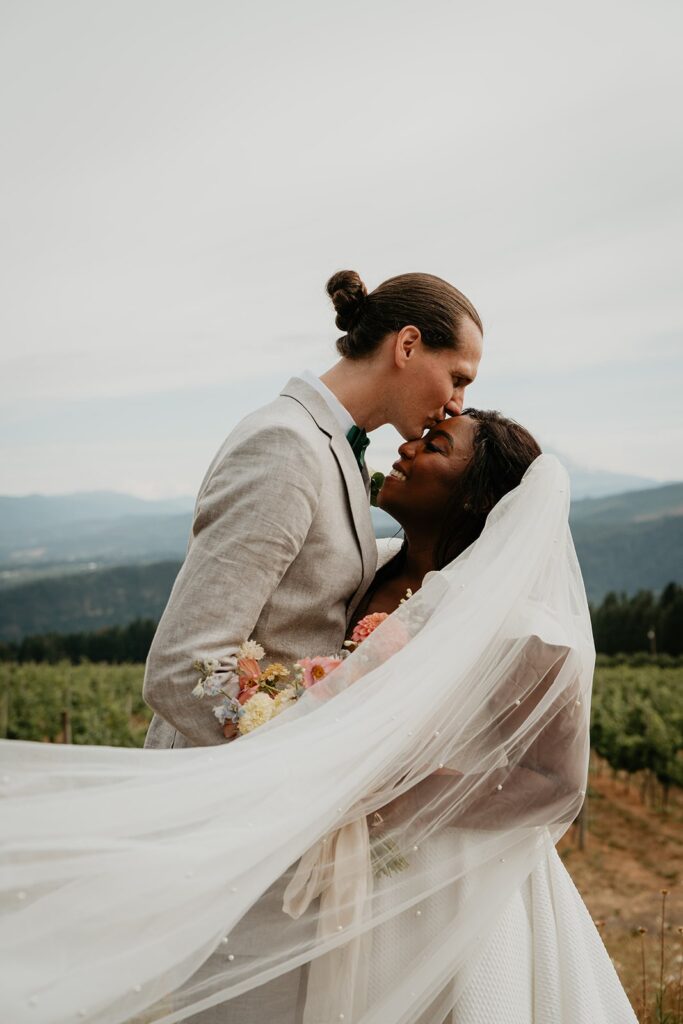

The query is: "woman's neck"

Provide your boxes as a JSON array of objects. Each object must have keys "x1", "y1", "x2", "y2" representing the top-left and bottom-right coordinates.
[
  {"x1": 400, "y1": 533, "x2": 437, "y2": 591},
  {"x1": 351, "y1": 534, "x2": 436, "y2": 627}
]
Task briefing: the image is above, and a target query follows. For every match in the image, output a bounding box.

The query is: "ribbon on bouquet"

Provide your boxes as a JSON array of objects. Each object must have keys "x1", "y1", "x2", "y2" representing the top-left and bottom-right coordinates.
[{"x1": 283, "y1": 817, "x2": 373, "y2": 1024}]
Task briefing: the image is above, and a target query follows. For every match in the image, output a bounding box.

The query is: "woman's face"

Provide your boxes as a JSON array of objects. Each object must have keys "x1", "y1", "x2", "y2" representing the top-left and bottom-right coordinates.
[{"x1": 378, "y1": 415, "x2": 477, "y2": 527}]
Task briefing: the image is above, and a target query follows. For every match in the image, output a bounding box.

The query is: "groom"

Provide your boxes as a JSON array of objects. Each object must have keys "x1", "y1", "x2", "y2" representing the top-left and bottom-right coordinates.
[
  {"x1": 143, "y1": 322, "x2": 481, "y2": 750},
  {"x1": 142, "y1": 313, "x2": 482, "y2": 1021}
]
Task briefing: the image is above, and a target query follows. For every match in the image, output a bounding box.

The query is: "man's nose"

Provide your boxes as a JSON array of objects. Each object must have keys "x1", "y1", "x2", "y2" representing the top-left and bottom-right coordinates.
[{"x1": 445, "y1": 395, "x2": 463, "y2": 417}]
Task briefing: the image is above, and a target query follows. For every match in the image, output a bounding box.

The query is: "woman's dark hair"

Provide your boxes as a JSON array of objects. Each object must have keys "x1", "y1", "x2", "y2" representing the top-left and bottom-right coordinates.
[
  {"x1": 433, "y1": 409, "x2": 542, "y2": 568},
  {"x1": 326, "y1": 270, "x2": 482, "y2": 359}
]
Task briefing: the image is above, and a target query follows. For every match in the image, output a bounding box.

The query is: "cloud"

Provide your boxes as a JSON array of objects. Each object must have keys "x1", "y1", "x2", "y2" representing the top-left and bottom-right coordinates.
[{"x1": 1, "y1": 0, "x2": 681, "y2": 492}]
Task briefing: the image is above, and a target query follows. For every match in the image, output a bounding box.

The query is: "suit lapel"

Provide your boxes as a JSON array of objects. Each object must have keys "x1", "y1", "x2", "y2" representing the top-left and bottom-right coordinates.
[{"x1": 280, "y1": 378, "x2": 378, "y2": 621}]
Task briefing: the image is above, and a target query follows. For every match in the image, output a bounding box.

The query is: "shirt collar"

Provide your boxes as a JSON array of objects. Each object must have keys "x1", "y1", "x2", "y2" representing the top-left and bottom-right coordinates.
[{"x1": 298, "y1": 370, "x2": 356, "y2": 435}]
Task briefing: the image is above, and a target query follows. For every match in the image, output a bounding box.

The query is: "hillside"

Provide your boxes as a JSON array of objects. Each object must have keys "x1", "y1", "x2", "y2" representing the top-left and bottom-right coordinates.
[
  {"x1": 570, "y1": 482, "x2": 683, "y2": 525},
  {"x1": 0, "y1": 482, "x2": 680, "y2": 640},
  {"x1": 0, "y1": 562, "x2": 181, "y2": 643},
  {"x1": 0, "y1": 506, "x2": 401, "y2": 578},
  {"x1": 0, "y1": 492, "x2": 194, "y2": 532},
  {"x1": 0, "y1": 512, "x2": 193, "y2": 571},
  {"x1": 573, "y1": 515, "x2": 683, "y2": 602}
]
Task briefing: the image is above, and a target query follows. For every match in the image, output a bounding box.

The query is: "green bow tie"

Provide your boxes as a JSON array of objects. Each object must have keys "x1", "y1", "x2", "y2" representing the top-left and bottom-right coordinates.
[{"x1": 346, "y1": 425, "x2": 370, "y2": 469}]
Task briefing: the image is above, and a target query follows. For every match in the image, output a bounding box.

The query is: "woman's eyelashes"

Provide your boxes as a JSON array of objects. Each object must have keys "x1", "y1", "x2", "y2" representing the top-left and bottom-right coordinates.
[{"x1": 425, "y1": 441, "x2": 448, "y2": 455}]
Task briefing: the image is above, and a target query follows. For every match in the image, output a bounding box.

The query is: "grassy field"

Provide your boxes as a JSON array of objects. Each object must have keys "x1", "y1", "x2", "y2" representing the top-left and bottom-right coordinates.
[
  {"x1": 1, "y1": 661, "x2": 681, "y2": 1019},
  {"x1": 0, "y1": 661, "x2": 150, "y2": 747}
]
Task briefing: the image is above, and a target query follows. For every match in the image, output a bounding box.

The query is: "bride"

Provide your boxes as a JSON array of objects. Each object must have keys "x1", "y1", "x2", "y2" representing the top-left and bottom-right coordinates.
[
  {"x1": 0, "y1": 413, "x2": 637, "y2": 1024},
  {"x1": 348, "y1": 410, "x2": 638, "y2": 1023}
]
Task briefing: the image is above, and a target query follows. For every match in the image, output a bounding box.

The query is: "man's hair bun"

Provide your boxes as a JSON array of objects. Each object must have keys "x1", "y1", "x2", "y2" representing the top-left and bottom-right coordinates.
[
  {"x1": 326, "y1": 270, "x2": 368, "y2": 333},
  {"x1": 325, "y1": 269, "x2": 482, "y2": 361}
]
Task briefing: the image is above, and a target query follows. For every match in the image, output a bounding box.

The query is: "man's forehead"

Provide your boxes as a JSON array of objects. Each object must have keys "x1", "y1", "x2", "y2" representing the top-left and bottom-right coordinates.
[{"x1": 455, "y1": 321, "x2": 484, "y2": 361}]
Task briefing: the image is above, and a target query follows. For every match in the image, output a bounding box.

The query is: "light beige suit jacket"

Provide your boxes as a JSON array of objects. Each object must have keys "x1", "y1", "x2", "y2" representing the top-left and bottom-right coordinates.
[
  {"x1": 143, "y1": 377, "x2": 378, "y2": 1022},
  {"x1": 143, "y1": 375, "x2": 378, "y2": 750}
]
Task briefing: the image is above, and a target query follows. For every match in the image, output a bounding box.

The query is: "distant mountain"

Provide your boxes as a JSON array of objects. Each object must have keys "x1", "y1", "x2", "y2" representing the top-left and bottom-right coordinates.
[
  {"x1": 0, "y1": 460, "x2": 668, "y2": 563},
  {"x1": 0, "y1": 492, "x2": 194, "y2": 570},
  {"x1": 0, "y1": 512, "x2": 192, "y2": 572},
  {"x1": 570, "y1": 482, "x2": 683, "y2": 525},
  {"x1": 0, "y1": 492, "x2": 195, "y2": 533},
  {"x1": 0, "y1": 481, "x2": 681, "y2": 639},
  {"x1": 0, "y1": 562, "x2": 181, "y2": 643},
  {"x1": 545, "y1": 449, "x2": 664, "y2": 500},
  {"x1": 1, "y1": 515, "x2": 679, "y2": 640},
  {"x1": 566, "y1": 482, "x2": 683, "y2": 602},
  {"x1": 572, "y1": 517, "x2": 683, "y2": 603},
  {"x1": 0, "y1": 494, "x2": 400, "y2": 570}
]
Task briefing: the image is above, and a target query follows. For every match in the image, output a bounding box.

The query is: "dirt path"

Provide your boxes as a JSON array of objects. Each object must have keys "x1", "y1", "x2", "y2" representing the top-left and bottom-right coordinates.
[{"x1": 558, "y1": 758, "x2": 683, "y2": 1018}]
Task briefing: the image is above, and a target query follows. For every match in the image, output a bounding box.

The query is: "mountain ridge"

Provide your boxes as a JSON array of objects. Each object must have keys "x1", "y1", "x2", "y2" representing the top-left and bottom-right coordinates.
[{"x1": 0, "y1": 479, "x2": 680, "y2": 640}]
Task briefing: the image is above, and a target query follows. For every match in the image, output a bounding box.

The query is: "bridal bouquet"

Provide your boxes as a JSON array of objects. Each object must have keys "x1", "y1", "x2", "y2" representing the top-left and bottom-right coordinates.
[
  {"x1": 192, "y1": 612, "x2": 393, "y2": 739},
  {"x1": 192, "y1": 622, "x2": 411, "y2": 878},
  {"x1": 191, "y1": 642, "x2": 339, "y2": 738}
]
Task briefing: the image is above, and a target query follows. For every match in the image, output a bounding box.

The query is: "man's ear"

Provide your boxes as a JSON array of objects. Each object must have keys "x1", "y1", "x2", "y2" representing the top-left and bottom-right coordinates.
[{"x1": 394, "y1": 325, "x2": 422, "y2": 368}]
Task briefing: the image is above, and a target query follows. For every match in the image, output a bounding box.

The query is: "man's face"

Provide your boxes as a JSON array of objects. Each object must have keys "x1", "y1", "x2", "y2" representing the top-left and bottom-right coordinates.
[{"x1": 393, "y1": 318, "x2": 483, "y2": 440}]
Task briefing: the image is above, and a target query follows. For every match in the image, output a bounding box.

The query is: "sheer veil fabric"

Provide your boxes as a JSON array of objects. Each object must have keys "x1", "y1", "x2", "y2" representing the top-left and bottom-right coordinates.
[{"x1": 1, "y1": 454, "x2": 600, "y2": 1024}]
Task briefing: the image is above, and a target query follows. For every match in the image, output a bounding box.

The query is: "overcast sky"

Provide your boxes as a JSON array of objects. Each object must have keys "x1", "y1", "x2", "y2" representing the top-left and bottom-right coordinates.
[{"x1": 1, "y1": 0, "x2": 681, "y2": 498}]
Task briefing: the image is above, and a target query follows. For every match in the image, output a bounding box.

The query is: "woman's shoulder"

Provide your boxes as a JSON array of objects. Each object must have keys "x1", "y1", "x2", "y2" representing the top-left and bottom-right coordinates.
[{"x1": 376, "y1": 536, "x2": 403, "y2": 570}]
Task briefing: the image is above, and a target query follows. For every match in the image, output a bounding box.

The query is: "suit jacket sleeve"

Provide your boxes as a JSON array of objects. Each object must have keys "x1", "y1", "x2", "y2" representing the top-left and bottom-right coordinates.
[{"x1": 143, "y1": 424, "x2": 323, "y2": 746}]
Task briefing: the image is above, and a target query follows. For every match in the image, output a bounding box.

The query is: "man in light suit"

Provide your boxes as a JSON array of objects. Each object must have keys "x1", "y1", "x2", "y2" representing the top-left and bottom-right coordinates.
[{"x1": 143, "y1": 284, "x2": 483, "y2": 1020}]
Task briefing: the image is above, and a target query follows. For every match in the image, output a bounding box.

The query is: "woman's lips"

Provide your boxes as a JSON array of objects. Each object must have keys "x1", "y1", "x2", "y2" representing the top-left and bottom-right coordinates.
[{"x1": 387, "y1": 465, "x2": 408, "y2": 482}]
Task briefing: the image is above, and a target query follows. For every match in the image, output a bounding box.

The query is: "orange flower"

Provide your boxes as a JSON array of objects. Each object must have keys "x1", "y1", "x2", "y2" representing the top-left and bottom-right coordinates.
[
  {"x1": 351, "y1": 612, "x2": 389, "y2": 644},
  {"x1": 238, "y1": 657, "x2": 261, "y2": 686},
  {"x1": 237, "y1": 684, "x2": 259, "y2": 705}
]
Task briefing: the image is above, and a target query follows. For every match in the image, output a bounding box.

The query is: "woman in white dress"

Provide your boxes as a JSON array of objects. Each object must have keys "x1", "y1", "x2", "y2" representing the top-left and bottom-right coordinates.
[
  {"x1": 348, "y1": 409, "x2": 638, "y2": 1023},
  {"x1": 0, "y1": 414, "x2": 637, "y2": 1024}
]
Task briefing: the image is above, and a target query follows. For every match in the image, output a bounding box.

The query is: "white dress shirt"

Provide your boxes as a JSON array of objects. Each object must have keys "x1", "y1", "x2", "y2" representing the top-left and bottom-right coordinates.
[{"x1": 298, "y1": 369, "x2": 356, "y2": 435}]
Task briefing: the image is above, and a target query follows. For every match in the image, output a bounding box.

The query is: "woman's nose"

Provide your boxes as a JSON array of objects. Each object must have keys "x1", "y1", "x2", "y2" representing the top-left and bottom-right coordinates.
[{"x1": 398, "y1": 438, "x2": 419, "y2": 460}]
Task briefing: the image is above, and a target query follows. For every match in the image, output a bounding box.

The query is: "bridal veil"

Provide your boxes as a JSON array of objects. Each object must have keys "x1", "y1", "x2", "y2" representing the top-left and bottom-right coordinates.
[{"x1": 0, "y1": 454, "x2": 594, "y2": 1024}]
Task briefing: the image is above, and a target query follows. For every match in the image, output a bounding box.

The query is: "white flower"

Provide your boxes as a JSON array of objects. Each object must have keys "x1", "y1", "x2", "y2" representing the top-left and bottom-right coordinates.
[
  {"x1": 213, "y1": 697, "x2": 241, "y2": 725},
  {"x1": 191, "y1": 680, "x2": 205, "y2": 698},
  {"x1": 237, "y1": 692, "x2": 274, "y2": 734},
  {"x1": 203, "y1": 673, "x2": 233, "y2": 697},
  {"x1": 212, "y1": 701, "x2": 231, "y2": 725},
  {"x1": 238, "y1": 639, "x2": 266, "y2": 661},
  {"x1": 205, "y1": 658, "x2": 220, "y2": 673}
]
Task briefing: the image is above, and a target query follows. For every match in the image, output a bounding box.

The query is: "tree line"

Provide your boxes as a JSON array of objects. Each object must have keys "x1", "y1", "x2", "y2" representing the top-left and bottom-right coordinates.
[
  {"x1": 591, "y1": 582, "x2": 682, "y2": 656},
  {"x1": 0, "y1": 618, "x2": 158, "y2": 664},
  {"x1": 0, "y1": 582, "x2": 681, "y2": 664}
]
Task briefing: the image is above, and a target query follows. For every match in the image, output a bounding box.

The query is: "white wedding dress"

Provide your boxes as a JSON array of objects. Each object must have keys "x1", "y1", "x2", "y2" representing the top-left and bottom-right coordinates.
[
  {"x1": 366, "y1": 541, "x2": 637, "y2": 1024},
  {"x1": 367, "y1": 830, "x2": 637, "y2": 1023},
  {"x1": 0, "y1": 456, "x2": 638, "y2": 1024}
]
